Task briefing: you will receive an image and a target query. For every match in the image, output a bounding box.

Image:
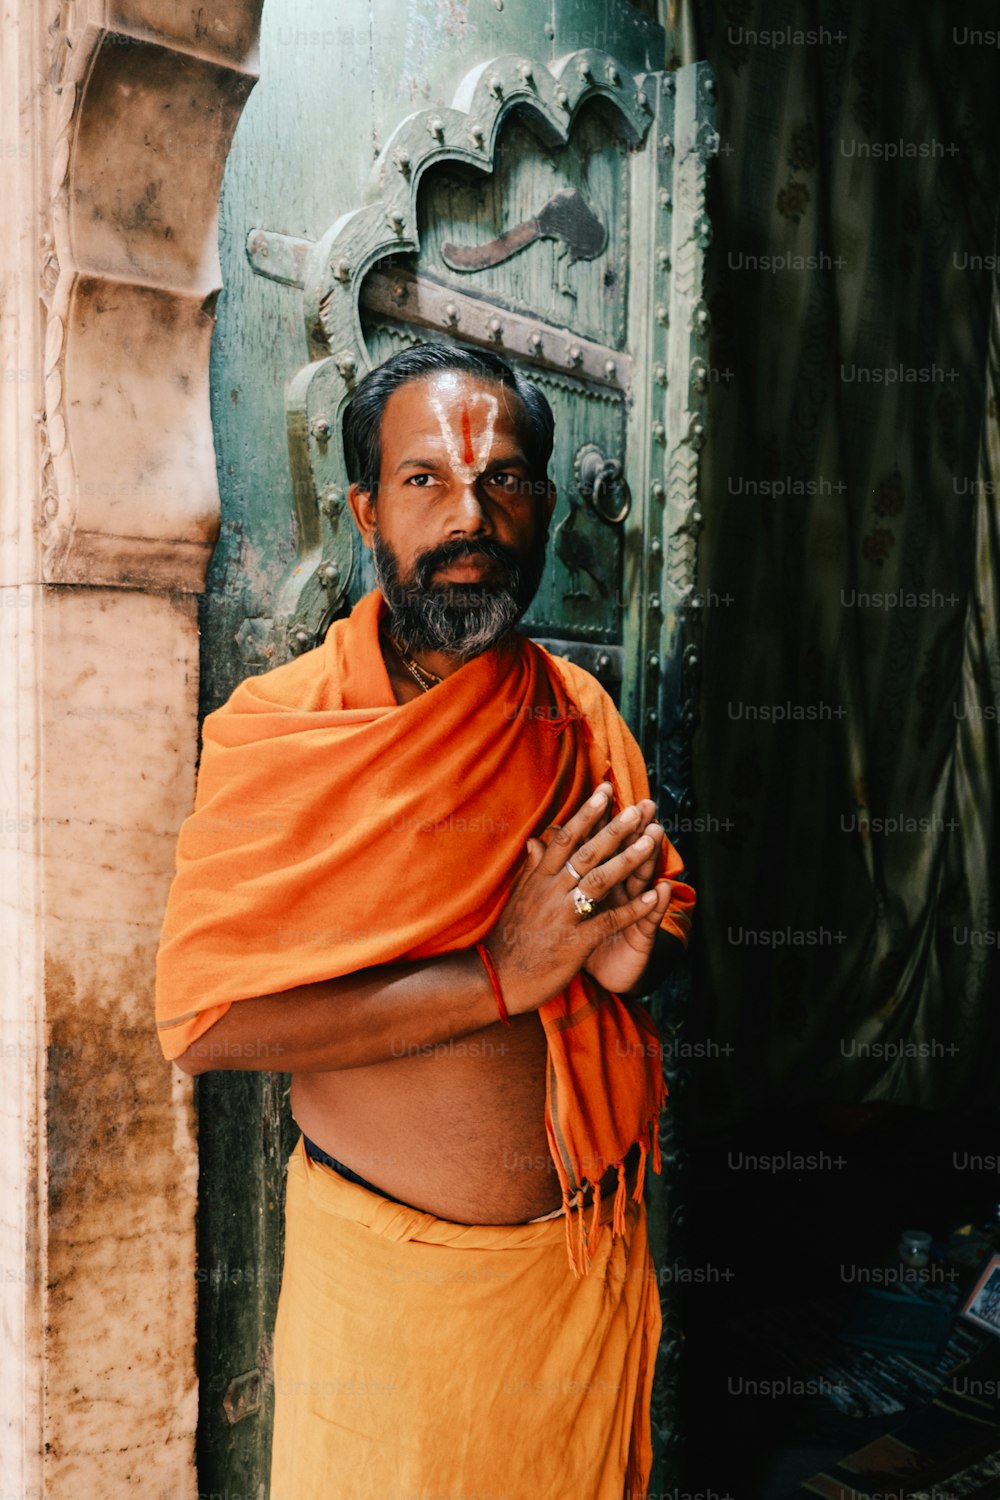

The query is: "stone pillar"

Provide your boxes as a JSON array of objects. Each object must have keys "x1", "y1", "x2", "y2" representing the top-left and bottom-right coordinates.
[{"x1": 0, "y1": 4, "x2": 262, "y2": 1493}]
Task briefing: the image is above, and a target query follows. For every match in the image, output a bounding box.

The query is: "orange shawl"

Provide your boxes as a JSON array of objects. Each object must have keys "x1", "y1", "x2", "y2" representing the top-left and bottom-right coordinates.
[{"x1": 155, "y1": 589, "x2": 695, "y2": 1273}]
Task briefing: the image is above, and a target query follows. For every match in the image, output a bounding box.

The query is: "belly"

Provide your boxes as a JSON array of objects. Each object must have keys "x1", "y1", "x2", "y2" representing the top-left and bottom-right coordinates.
[{"x1": 290, "y1": 1011, "x2": 564, "y2": 1224}]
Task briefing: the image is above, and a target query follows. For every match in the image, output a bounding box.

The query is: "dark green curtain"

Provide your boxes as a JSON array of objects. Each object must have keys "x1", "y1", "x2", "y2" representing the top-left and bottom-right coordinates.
[{"x1": 675, "y1": 1, "x2": 1000, "y2": 1126}]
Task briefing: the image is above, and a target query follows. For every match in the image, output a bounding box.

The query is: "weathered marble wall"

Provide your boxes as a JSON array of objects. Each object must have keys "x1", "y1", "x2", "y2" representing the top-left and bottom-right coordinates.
[{"x1": 0, "y1": 2, "x2": 263, "y2": 1493}]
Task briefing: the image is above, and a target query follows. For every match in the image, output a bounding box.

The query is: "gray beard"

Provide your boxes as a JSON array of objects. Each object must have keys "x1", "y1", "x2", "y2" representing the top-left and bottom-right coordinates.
[{"x1": 371, "y1": 529, "x2": 546, "y2": 663}]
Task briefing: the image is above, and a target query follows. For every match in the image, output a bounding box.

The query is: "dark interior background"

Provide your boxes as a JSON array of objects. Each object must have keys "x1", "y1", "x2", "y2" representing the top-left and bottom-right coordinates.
[{"x1": 646, "y1": 3, "x2": 1000, "y2": 1492}]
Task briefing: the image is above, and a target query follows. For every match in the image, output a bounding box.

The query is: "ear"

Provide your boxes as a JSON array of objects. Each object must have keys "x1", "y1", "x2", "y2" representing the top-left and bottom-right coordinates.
[{"x1": 347, "y1": 481, "x2": 376, "y2": 549}]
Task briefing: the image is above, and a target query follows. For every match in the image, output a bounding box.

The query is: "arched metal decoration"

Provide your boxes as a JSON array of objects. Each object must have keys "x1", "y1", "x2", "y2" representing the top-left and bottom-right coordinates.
[{"x1": 246, "y1": 47, "x2": 654, "y2": 656}]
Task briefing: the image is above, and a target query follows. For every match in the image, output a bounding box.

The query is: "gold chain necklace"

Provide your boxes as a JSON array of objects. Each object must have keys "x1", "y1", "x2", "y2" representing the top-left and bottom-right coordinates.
[{"x1": 388, "y1": 634, "x2": 443, "y2": 694}]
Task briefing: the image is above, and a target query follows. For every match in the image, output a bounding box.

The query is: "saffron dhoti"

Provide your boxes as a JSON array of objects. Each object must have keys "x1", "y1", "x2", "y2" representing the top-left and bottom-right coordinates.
[{"x1": 269, "y1": 1135, "x2": 663, "y2": 1500}]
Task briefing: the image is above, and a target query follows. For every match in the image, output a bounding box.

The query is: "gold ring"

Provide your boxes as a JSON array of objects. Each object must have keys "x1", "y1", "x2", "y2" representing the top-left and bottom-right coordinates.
[{"x1": 572, "y1": 887, "x2": 594, "y2": 917}]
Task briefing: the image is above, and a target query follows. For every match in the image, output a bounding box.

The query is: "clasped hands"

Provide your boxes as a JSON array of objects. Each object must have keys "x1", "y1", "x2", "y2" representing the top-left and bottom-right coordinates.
[{"x1": 484, "y1": 782, "x2": 672, "y2": 1015}]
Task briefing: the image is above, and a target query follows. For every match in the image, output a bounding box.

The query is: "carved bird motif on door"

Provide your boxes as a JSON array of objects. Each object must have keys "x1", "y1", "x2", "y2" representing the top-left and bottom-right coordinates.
[{"x1": 554, "y1": 494, "x2": 608, "y2": 600}]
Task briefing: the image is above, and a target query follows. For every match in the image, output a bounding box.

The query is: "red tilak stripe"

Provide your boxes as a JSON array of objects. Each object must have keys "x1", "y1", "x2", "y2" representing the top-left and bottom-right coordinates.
[{"x1": 461, "y1": 406, "x2": 475, "y2": 466}]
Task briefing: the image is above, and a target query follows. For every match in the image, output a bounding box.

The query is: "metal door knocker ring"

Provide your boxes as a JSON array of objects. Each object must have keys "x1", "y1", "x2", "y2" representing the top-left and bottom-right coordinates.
[{"x1": 573, "y1": 443, "x2": 632, "y2": 525}]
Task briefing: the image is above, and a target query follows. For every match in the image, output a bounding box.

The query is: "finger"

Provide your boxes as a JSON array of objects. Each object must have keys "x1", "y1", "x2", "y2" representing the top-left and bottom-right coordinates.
[
  {"x1": 581, "y1": 804, "x2": 660, "y2": 905},
  {"x1": 592, "y1": 791, "x2": 618, "y2": 830},
  {"x1": 627, "y1": 800, "x2": 656, "y2": 839},
  {"x1": 559, "y1": 794, "x2": 656, "y2": 870},
  {"x1": 577, "y1": 832, "x2": 658, "y2": 903},
  {"x1": 609, "y1": 799, "x2": 655, "y2": 853},
  {"x1": 628, "y1": 878, "x2": 672, "y2": 937},
  {"x1": 620, "y1": 822, "x2": 659, "y2": 870},
  {"x1": 590, "y1": 879, "x2": 672, "y2": 955},
  {"x1": 535, "y1": 782, "x2": 615, "y2": 875},
  {"x1": 591, "y1": 816, "x2": 656, "y2": 909},
  {"x1": 589, "y1": 886, "x2": 662, "y2": 941},
  {"x1": 595, "y1": 870, "x2": 631, "y2": 911},
  {"x1": 564, "y1": 801, "x2": 648, "y2": 882},
  {"x1": 610, "y1": 880, "x2": 672, "y2": 944},
  {"x1": 524, "y1": 837, "x2": 546, "y2": 870},
  {"x1": 624, "y1": 823, "x2": 665, "y2": 897}
]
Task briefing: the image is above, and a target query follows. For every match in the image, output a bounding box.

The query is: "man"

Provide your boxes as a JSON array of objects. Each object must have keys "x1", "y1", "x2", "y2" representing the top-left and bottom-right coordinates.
[{"x1": 155, "y1": 342, "x2": 695, "y2": 1499}]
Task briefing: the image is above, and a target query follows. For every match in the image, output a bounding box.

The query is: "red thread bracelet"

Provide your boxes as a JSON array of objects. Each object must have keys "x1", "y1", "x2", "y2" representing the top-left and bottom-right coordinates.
[{"x1": 475, "y1": 941, "x2": 511, "y2": 1026}]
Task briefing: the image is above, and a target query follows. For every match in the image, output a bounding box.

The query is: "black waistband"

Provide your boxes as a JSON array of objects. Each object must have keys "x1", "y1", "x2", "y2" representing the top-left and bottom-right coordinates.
[
  {"x1": 300, "y1": 1133, "x2": 579, "y2": 1223},
  {"x1": 300, "y1": 1132, "x2": 413, "y2": 1208}
]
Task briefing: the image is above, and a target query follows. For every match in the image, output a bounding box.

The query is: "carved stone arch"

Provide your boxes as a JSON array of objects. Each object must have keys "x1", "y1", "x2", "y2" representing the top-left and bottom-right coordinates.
[
  {"x1": 39, "y1": 3, "x2": 264, "y2": 591},
  {"x1": 3, "y1": 4, "x2": 263, "y2": 1494},
  {"x1": 246, "y1": 47, "x2": 659, "y2": 650}
]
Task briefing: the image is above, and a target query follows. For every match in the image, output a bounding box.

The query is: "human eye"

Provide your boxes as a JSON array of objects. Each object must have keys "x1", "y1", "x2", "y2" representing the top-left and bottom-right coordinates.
[
  {"x1": 490, "y1": 471, "x2": 530, "y2": 495},
  {"x1": 404, "y1": 472, "x2": 437, "y2": 488}
]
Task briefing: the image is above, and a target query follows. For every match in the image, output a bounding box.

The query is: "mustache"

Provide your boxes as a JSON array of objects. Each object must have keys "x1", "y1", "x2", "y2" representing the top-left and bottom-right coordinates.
[
  {"x1": 371, "y1": 524, "x2": 548, "y2": 661},
  {"x1": 412, "y1": 537, "x2": 521, "y2": 588}
]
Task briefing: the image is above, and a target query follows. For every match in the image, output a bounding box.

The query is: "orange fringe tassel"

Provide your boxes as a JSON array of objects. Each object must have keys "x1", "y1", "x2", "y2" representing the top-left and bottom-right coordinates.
[
  {"x1": 575, "y1": 1188, "x2": 587, "y2": 1274},
  {"x1": 613, "y1": 1160, "x2": 628, "y2": 1237},
  {"x1": 632, "y1": 1139, "x2": 649, "y2": 1204},
  {"x1": 563, "y1": 1189, "x2": 583, "y2": 1278},
  {"x1": 587, "y1": 1179, "x2": 602, "y2": 1259},
  {"x1": 559, "y1": 1113, "x2": 665, "y2": 1276}
]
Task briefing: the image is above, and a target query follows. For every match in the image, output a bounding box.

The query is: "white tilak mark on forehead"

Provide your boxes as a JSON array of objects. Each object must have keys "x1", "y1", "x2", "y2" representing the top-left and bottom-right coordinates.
[{"x1": 427, "y1": 388, "x2": 499, "y2": 483}]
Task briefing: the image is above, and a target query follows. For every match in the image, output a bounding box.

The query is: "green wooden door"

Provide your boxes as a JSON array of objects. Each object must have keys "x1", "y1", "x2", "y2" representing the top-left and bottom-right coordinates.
[{"x1": 200, "y1": 1, "x2": 715, "y2": 1492}]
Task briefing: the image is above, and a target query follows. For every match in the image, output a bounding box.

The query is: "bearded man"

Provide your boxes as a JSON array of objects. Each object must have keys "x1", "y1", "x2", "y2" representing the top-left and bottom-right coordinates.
[{"x1": 155, "y1": 341, "x2": 695, "y2": 1500}]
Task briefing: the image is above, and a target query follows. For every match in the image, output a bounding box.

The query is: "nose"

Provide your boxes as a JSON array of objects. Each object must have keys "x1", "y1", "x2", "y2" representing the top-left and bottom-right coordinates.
[{"x1": 446, "y1": 476, "x2": 494, "y2": 537}]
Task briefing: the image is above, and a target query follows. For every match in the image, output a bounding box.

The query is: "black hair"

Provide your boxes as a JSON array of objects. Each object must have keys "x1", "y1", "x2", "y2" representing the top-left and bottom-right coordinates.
[{"x1": 341, "y1": 340, "x2": 555, "y2": 496}]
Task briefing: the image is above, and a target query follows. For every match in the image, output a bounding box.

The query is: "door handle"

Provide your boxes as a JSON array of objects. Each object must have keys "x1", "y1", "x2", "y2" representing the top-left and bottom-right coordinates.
[{"x1": 574, "y1": 443, "x2": 631, "y2": 525}]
